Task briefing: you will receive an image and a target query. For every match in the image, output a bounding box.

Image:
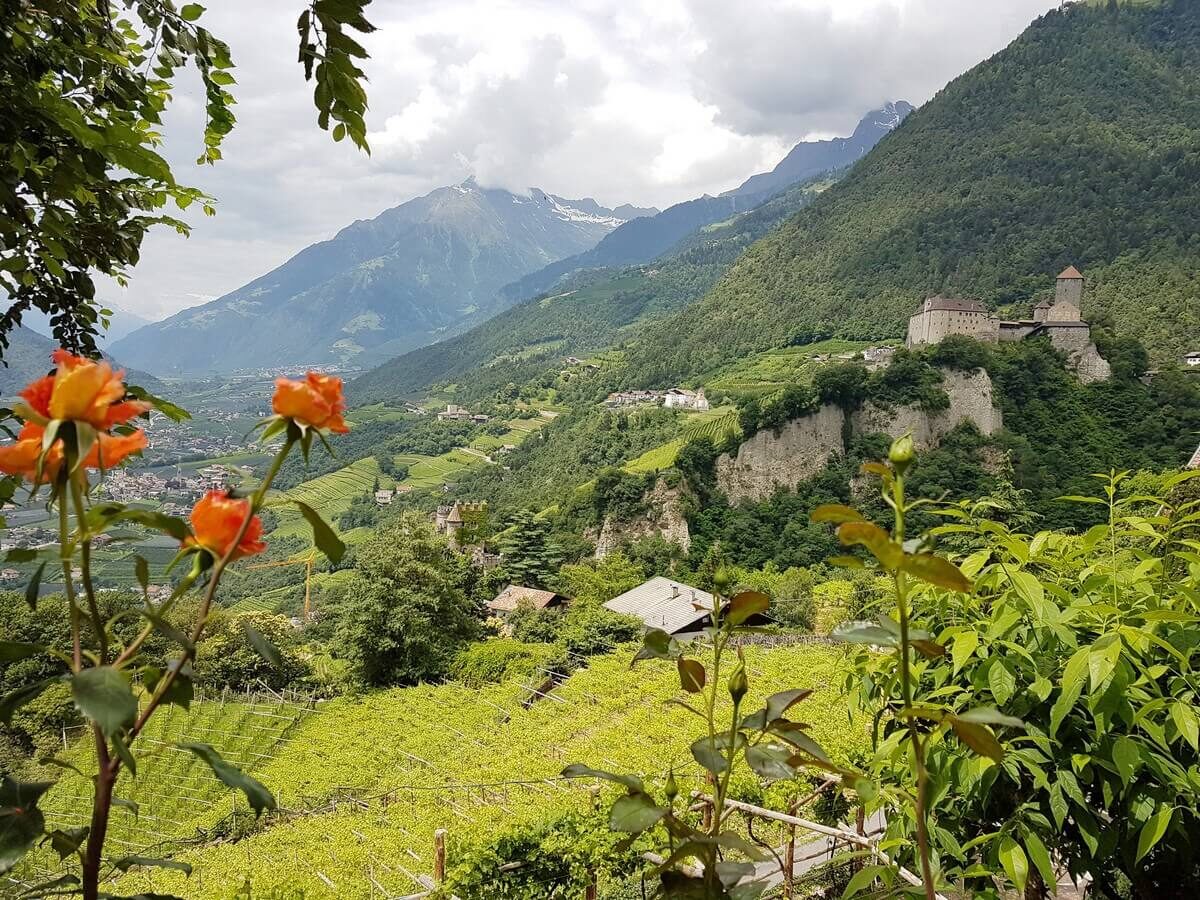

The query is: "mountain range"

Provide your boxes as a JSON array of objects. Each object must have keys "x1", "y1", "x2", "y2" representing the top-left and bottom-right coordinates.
[
  {"x1": 112, "y1": 102, "x2": 912, "y2": 378},
  {"x1": 614, "y1": 0, "x2": 1200, "y2": 386},
  {"x1": 111, "y1": 185, "x2": 656, "y2": 375}
]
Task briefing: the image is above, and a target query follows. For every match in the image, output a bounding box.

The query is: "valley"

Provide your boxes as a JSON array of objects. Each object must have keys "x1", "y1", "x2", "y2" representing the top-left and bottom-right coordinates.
[{"x1": 5, "y1": 3, "x2": 1200, "y2": 900}]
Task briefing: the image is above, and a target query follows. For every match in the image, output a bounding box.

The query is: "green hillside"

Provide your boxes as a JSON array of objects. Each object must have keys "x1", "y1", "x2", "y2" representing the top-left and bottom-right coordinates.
[
  {"x1": 57, "y1": 645, "x2": 857, "y2": 898},
  {"x1": 622, "y1": 0, "x2": 1200, "y2": 385}
]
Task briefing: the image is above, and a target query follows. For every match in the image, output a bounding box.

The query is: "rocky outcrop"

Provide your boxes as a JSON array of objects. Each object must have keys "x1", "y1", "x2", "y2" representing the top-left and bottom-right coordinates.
[
  {"x1": 593, "y1": 479, "x2": 691, "y2": 558},
  {"x1": 715, "y1": 404, "x2": 845, "y2": 504},
  {"x1": 1045, "y1": 328, "x2": 1112, "y2": 383},
  {"x1": 850, "y1": 368, "x2": 1003, "y2": 445},
  {"x1": 716, "y1": 368, "x2": 1004, "y2": 504}
]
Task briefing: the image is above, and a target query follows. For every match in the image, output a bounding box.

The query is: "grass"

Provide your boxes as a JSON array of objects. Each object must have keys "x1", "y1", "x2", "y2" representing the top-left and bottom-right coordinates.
[{"x1": 96, "y1": 644, "x2": 863, "y2": 899}]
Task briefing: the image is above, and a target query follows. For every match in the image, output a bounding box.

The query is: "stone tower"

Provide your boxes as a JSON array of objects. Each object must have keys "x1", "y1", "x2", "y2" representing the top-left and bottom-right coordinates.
[{"x1": 1051, "y1": 266, "x2": 1084, "y2": 321}]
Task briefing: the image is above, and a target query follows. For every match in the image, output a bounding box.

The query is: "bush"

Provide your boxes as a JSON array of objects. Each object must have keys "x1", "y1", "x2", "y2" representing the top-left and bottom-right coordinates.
[
  {"x1": 813, "y1": 362, "x2": 870, "y2": 411},
  {"x1": 451, "y1": 639, "x2": 565, "y2": 687},
  {"x1": 926, "y1": 334, "x2": 991, "y2": 371},
  {"x1": 193, "y1": 611, "x2": 311, "y2": 692}
]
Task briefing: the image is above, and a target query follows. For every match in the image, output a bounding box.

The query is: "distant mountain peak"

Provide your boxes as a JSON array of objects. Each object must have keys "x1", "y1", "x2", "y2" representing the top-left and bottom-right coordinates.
[{"x1": 727, "y1": 100, "x2": 913, "y2": 199}]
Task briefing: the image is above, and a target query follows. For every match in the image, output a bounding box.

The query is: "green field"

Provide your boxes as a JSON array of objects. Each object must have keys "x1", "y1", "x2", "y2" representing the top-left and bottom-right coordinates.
[
  {"x1": 708, "y1": 339, "x2": 884, "y2": 397},
  {"x1": 269, "y1": 456, "x2": 392, "y2": 541},
  {"x1": 83, "y1": 643, "x2": 860, "y2": 898}
]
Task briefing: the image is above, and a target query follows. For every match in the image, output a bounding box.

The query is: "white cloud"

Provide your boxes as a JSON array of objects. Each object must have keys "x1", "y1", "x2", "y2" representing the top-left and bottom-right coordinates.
[{"x1": 104, "y1": 0, "x2": 1059, "y2": 321}]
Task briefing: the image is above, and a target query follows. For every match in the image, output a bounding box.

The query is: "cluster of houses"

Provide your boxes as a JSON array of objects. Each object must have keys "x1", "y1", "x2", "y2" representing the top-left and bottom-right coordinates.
[
  {"x1": 373, "y1": 486, "x2": 412, "y2": 506},
  {"x1": 486, "y1": 575, "x2": 768, "y2": 637},
  {"x1": 437, "y1": 404, "x2": 490, "y2": 424},
  {"x1": 604, "y1": 387, "x2": 711, "y2": 411}
]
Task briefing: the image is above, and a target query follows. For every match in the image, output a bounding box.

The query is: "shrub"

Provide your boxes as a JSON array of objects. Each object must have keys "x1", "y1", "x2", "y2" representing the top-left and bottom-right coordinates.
[{"x1": 451, "y1": 639, "x2": 565, "y2": 687}]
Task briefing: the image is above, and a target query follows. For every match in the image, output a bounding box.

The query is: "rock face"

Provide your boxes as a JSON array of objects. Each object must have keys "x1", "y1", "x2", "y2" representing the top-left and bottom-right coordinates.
[
  {"x1": 716, "y1": 368, "x2": 1004, "y2": 504},
  {"x1": 594, "y1": 479, "x2": 691, "y2": 558},
  {"x1": 716, "y1": 404, "x2": 846, "y2": 504},
  {"x1": 1046, "y1": 328, "x2": 1112, "y2": 383},
  {"x1": 850, "y1": 368, "x2": 1003, "y2": 445}
]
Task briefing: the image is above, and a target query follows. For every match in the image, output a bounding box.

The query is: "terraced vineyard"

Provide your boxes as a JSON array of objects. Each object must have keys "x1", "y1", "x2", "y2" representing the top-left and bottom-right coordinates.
[
  {"x1": 270, "y1": 457, "x2": 391, "y2": 541},
  {"x1": 623, "y1": 407, "x2": 739, "y2": 474},
  {"x1": 708, "y1": 339, "x2": 883, "y2": 397},
  {"x1": 395, "y1": 448, "x2": 485, "y2": 490},
  {"x1": 95, "y1": 644, "x2": 859, "y2": 898},
  {"x1": 29, "y1": 695, "x2": 313, "y2": 873}
]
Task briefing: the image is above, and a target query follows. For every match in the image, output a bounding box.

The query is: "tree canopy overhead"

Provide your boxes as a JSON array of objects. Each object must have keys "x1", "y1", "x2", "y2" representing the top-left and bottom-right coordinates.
[{"x1": 0, "y1": 0, "x2": 374, "y2": 356}]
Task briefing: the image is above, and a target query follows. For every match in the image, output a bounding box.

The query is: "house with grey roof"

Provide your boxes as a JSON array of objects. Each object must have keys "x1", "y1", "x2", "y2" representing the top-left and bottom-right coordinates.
[{"x1": 603, "y1": 576, "x2": 768, "y2": 636}]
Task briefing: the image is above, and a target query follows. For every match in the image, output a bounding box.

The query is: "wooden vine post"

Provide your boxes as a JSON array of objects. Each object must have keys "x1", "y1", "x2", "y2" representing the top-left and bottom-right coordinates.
[
  {"x1": 783, "y1": 797, "x2": 798, "y2": 899},
  {"x1": 585, "y1": 784, "x2": 600, "y2": 900},
  {"x1": 434, "y1": 828, "x2": 447, "y2": 883}
]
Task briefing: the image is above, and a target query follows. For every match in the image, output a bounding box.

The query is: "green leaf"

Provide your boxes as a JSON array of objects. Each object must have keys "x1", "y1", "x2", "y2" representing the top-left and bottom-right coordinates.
[
  {"x1": 725, "y1": 590, "x2": 769, "y2": 625},
  {"x1": 1050, "y1": 647, "x2": 1090, "y2": 738},
  {"x1": 1023, "y1": 832, "x2": 1054, "y2": 889},
  {"x1": 951, "y1": 630, "x2": 978, "y2": 675},
  {"x1": 1, "y1": 678, "x2": 58, "y2": 725},
  {"x1": 633, "y1": 628, "x2": 678, "y2": 662},
  {"x1": 998, "y1": 835, "x2": 1029, "y2": 895},
  {"x1": 988, "y1": 660, "x2": 1016, "y2": 706},
  {"x1": 112, "y1": 797, "x2": 139, "y2": 819},
  {"x1": 1171, "y1": 701, "x2": 1199, "y2": 750},
  {"x1": 143, "y1": 662, "x2": 194, "y2": 712},
  {"x1": 902, "y1": 553, "x2": 972, "y2": 593},
  {"x1": 0, "y1": 777, "x2": 52, "y2": 874},
  {"x1": 560, "y1": 764, "x2": 644, "y2": 793},
  {"x1": 810, "y1": 504, "x2": 865, "y2": 524},
  {"x1": 72, "y1": 667, "x2": 137, "y2": 738},
  {"x1": 0, "y1": 642, "x2": 43, "y2": 663},
  {"x1": 831, "y1": 620, "x2": 897, "y2": 647},
  {"x1": 180, "y1": 3, "x2": 205, "y2": 21},
  {"x1": 134, "y1": 556, "x2": 149, "y2": 592},
  {"x1": 125, "y1": 386, "x2": 191, "y2": 423},
  {"x1": 293, "y1": 500, "x2": 345, "y2": 564},
  {"x1": 676, "y1": 658, "x2": 705, "y2": 694},
  {"x1": 24, "y1": 562, "x2": 45, "y2": 611},
  {"x1": 179, "y1": 743, "x2": 276, "y2": 817},
  {"x1": 691, "y1": 736, "x2": 729, "y2": 774},
  {"x1": 112, "y1": 855, "x2": 193, "y2": 876},
  {"x1": 744, "y1": 743, "x2": 795, "y2": 782},
  {"x1": 1135, "y1": 806, "x2": 1173, "y2": 863},
  {"x1": 1088, "y1": 640, "x2": 1121, "y2": 692},
  {"x1": 950, "y1": 718, "x2": 1004, "y2": 762},
  {"x1": 836, "y1": 521, "x2": 903, "y2": 571},
  {"x1": 241, "y1": 620, "x2": 283, "y2": 670},
  {"x1": 609, "y1": 793, "x2": 666, "y2": 833},
  {"x1": 764, "y1": 688, "x2": 814, "y2": 721},
  {"x1": 43, "y1": 826, "x2": 89, "y2": 860},
  {"x1": 841, "y1": 864, "x2": 890, "y2": 898},
  {"x1": 1112, "y1": 736, "x2": 1140, "y2": 785}
]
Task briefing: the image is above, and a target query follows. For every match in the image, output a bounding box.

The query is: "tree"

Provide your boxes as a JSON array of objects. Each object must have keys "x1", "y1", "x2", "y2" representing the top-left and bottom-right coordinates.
[
  {"x1": 0, "y1": 0, "x2": 374, "y2": 356},
  {"x1": 553, "y1": 552, "x2": 645, "y2": 605},
  {"x1": 329, "y1": 515, "x2": 480, "y2": 687},
  {"x1": 813, "y1": 361, "x2": 870, "y2": 411},
  {"x1": 499, "y1": 509, "x2": 564, "y2": 588},
  {"x1": 193, "y1": 611, "x2": 310, "y2": 692}
]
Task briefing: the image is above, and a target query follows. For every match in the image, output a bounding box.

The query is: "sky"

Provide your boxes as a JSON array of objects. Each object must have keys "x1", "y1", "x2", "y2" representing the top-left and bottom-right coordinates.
[{"x1": 111, "y1": 0, "x2": 1061, "y2": 322}]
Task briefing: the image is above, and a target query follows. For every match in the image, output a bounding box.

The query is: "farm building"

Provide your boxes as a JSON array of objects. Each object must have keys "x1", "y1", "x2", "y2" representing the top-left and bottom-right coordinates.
[
  {"x1": 487, "y1": 584, "x2": 569, "y2": 616},
  {"x1": 603, "y1": 577, "x2": 769, "y2": 636}
]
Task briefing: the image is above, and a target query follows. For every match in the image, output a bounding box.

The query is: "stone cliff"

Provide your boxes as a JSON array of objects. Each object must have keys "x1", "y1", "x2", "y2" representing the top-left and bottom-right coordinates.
[
  {"x1": 592, "y1": 478, "x2": 692, "y2": 558},
  {"x1": 716, "y1": 368, "x2": 1003, "y2": 503}
]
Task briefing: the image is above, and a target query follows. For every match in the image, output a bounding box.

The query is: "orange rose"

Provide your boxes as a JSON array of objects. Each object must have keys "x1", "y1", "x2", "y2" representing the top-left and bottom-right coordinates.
[
  {"x1": 18, "y1": 349, "x2": 149, "y2": 429},
  {"x1": 184, "y1": 490, "x2": 266, "y2": 560},
  {"x1": 271, "y1": 372, "x2": 349, "y2": 433},
  {"x1": 83, "y1": 429, "x2": 148, "y2": 470},
  {"x1": 0, "y1": 423, "x2": 63, "y2": 483}
]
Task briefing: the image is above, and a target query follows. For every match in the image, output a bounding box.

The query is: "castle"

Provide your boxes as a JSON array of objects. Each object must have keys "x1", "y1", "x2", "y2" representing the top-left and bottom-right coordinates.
[{"x1": 905, "y1": 267, "x2": 1111, "y2": 382}]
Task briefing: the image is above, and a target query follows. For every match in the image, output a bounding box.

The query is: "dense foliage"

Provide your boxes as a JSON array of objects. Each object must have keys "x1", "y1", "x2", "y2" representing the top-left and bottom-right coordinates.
[
  {"x1": 326, "y1": 515, "x2": 481, "y2": 687},
  {"x1": 621, "y1": 0, "x2": 1200, "y2": 385},
  {"x1": 0, "y1": 0, "x2": 373, "y2": 357}
]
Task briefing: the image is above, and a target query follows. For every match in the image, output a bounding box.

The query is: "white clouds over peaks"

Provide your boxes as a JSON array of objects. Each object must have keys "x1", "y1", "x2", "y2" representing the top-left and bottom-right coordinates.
[{"x1": 106, "y1": 0, "x2": 1058, "y2": 320}]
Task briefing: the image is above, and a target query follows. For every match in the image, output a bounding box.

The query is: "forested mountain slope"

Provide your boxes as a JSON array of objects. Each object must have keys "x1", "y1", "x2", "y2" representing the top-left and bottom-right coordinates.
[
  {"x1": 621, "y1": 0, "x2": 1200, "y2": 386},
  {"x1": 112, "y1": 182, "x2": 648, "y2": 375},
  {"x1": 351, "y1": 178, "x2": 833, "y2": 403}
]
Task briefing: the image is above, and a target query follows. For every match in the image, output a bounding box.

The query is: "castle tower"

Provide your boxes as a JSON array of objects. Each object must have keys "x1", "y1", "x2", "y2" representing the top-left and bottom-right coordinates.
[{"x1": 1051, "y1": 266, "x2": 1084, "y2": 321}]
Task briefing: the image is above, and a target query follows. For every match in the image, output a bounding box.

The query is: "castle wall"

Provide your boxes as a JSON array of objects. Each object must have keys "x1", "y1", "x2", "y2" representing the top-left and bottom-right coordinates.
[
  {"x1": 907, "y1": 310, "x2": 999, "y2": 347},
  {"x1": 1043, "y1": 325, "x2": 1112, "y2": 383}
]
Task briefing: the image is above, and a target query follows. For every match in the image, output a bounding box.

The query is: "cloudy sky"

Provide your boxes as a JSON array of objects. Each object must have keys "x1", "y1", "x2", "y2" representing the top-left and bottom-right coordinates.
[{"x1": 114, "y1": 0, "x2": 1060, "y2": 322}]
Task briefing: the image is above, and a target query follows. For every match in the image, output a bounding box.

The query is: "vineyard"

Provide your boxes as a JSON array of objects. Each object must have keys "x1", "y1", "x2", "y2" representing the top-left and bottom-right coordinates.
[
  {"x1": 86, "y1": 643, "x2": 861, "y2": 898},
  {"x1": 28, "y1": 692, "x2": 314, "y2": 873},
  {"x1": 707, "y1": 339, "x2": 883, "y2": 397},
  {"x1": 623, "y1": 407, "x2": 739, "y2": 474}
]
